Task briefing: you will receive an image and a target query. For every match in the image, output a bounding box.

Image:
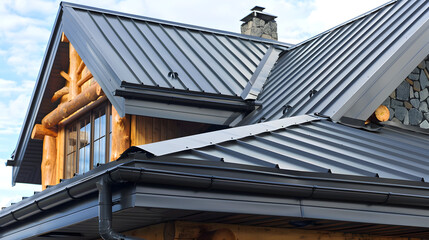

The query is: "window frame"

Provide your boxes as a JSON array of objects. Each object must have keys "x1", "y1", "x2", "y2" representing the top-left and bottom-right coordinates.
[{"x1": 64, "y1": 103, "x2": 112, "y2": 178}]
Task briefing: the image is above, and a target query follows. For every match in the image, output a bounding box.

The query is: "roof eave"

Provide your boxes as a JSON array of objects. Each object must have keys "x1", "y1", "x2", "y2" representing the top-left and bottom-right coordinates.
[{"x1": 10, "y1": 4, "x2": 65, "y2": 185}]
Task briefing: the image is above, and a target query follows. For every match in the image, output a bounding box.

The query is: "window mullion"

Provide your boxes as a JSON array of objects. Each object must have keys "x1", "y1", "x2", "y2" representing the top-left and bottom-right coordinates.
[
  {"x1": 90, "y1": 110, "x2": 95, "y2": 170},
  {"x1": 76, "y1": 121, "x2": 80, "y2": 175}
]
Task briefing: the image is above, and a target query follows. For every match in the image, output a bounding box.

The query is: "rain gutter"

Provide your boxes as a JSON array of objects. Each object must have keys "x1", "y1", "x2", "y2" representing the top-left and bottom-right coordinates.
[{"x1": 2, "y1": 160, "x2": 429, "y2": 235}]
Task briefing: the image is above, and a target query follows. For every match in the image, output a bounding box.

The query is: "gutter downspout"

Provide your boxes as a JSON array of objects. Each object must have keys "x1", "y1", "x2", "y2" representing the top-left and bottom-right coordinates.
[{"x1": 96, "y1": 176, "x2": 144, "y2": 240}]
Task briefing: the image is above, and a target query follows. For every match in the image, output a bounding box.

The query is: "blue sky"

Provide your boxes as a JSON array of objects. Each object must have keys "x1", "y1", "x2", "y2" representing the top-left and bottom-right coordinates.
[{"x1": 0, "y1": 0, "x2": 388, "y2": 208}]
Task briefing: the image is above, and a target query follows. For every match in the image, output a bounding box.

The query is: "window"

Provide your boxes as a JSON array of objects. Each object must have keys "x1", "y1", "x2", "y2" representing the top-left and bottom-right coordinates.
[{"x1": 64, "y1": 104, "x2": 112, "y2": 179}]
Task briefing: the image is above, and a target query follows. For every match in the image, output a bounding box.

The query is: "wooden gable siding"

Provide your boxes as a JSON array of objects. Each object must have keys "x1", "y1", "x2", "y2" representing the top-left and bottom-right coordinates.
[{"x1": 130, "y1": 115, "x2": 211, "y2": 146}]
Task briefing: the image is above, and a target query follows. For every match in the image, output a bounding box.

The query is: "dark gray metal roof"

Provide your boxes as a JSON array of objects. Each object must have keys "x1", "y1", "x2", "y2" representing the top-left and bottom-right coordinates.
[
  {"x1": 134, "y1": 116, "x2": 429, "y2": 182},
  {"x1": 3, "y1": 147, "x2": 429, "y2": 239},
  {"x1": 241, "y1": 0, "x2": 429, "y2": 124},
  {"x1": 10, "y1": 2, "x2": 290, "y2": 184},
  {"x1": 60, "y1": 2, "x2": 290, "y2": 116}
]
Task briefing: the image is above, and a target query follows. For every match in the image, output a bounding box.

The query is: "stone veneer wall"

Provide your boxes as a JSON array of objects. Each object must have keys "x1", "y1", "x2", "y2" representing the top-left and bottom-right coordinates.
[
  {"x1": 241, "y1": 18, "x2": 278, "y2": 40},
  {"x1": 383, "y1": 56, "x2": 429, "y2": 129}
]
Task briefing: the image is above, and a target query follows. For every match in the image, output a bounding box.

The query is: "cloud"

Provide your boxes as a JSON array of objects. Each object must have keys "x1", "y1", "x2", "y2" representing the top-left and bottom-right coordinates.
[
  {"x1": 0, "y1": 79, "x2": 34, "y2": 134},
  {"x1": 0, "y1": 159, "x2": 41, "y2": 208},
  {"x1": 0, "y1": 79, "x2": 34, "y2": 94},
  {"x1": 0, "y1": 0, "x2": 55, "y2": 78},
  {"x1": 307, "y1": 0, "x2": 388, "y2": 33}
]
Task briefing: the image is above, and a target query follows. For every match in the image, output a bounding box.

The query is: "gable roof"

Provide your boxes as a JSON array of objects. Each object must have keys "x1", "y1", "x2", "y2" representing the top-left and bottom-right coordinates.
[
  {"x1": 60, "y1": 2, "x2": 289, "y2": 117},
  {"x1": 9, "y1": 2, "x2": 290, "y2": 185},
  {"x1": 240, "y1": 0, "x2": 429, "y2": 124}
]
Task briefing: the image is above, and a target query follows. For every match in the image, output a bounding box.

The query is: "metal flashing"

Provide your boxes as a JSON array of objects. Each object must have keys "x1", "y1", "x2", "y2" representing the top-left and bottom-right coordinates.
[
  {"x1": 241, "y1": 46, "x2": 282, "y2": 100},
  {"x1": 130, "y1": 115, "x2": 322, "y2": 157}
]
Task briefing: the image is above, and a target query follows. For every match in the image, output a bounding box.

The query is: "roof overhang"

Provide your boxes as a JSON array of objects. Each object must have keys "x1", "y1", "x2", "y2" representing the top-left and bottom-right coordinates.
[
  {"x1": 10, "y1": 6, "x2": 67, "y2": 185},
  {"x1": 116, "y1": 83, "x2": 259, "y2": 126},
  {"x1": 2, "y1": 158, "x2": 429, "y2": 239}
]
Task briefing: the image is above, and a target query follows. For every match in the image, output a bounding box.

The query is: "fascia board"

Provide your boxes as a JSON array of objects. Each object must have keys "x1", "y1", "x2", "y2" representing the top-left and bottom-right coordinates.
[
  {"x1": 134, "y1": 184, "x2": 429, "y2": 228},
  {"x1": 124, "y1": 99, "x2": 240, "y2": 126}
]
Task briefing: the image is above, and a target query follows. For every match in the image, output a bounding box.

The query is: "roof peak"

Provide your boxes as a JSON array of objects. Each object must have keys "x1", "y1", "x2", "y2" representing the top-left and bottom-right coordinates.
[{"x1": 61, "y1": 1, "x2": 290, "y2": 47}]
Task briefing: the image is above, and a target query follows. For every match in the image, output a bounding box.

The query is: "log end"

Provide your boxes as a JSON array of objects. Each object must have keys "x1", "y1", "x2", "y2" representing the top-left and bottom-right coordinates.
[
  {"x1": 366, "y1": 105, "x2": 390, "y2": 124},
  {"x1": 374, "y1": 105, "x2": 390, "y2": 122},
  {"x1": 32, "y1": 124, "x2": 58, "y2": 140}
]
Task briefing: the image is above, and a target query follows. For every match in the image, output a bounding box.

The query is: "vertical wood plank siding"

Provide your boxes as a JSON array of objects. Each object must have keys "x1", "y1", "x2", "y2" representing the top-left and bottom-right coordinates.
[{"x1": 131, "y1": 115, "x2": 210, "y2": 146}]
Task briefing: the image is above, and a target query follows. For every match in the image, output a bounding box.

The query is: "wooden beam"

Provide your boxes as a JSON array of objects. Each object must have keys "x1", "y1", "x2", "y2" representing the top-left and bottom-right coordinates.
[
  {"x1": 60, "y1": 71, "x2": 71, "y2": 82},
  {"x1": 55, "y1": 127, "x2": 65, "y2": 184},
  {"x1": 77, "y1": 72, "x2": 93, "y2": 87},
  {"x1": 31, "y1": 124, "x2": 58, "y2": 140},
  {"x1": 76, "y1": 60, "x2": 85, "y2": 75},
  {"x1": 69, "y1": 43, "x2": 81, "y2": 99},
  {"x1": 51, "y1": 86, "x2": 69, "y2": 103},
  {"x1": 41, "y1": 135, "x2": 57, "y2": 190},
  {"x1": 111, "y1": 107, "x2": 131, "y2": 162},
  {"x1": 42, "y1": 82, "x2": 103, "y2": 128}
]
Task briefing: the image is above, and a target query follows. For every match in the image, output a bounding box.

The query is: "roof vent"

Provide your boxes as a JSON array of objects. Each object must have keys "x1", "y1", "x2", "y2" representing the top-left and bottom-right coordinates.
[{"x1": 241, "y1": 6, "x2": 278, "y2": 40}]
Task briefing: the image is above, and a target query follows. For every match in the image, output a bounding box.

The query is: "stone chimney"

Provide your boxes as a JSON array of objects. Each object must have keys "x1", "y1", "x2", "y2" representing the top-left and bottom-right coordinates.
[{"x1": 240, "y1": 6, "x2": 278, "y2": 40}]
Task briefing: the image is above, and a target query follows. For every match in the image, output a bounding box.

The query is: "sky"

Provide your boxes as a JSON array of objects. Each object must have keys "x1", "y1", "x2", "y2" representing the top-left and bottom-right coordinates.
[{"x1": 0, "y1": 0, "x2": 389, "y2": 208}]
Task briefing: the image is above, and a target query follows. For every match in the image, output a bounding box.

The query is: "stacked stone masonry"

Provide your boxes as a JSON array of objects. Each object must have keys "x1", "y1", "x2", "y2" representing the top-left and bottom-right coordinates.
[
  {"x1": 384, "y1": 56, "x2": 429, "y2": 129},
  {"x1": 241, "y1": 18, "x2": 278, "y2": 40}
]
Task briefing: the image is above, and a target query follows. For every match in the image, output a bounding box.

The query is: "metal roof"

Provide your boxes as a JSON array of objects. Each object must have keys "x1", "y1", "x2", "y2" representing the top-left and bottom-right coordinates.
[
  {"x1": 241, "y1": 0, "x2": 429, "y2": 124},
  {"x1": 134, "y1": 116, "x2": 429, "y2": 182},
  {"x1": 10, "y1": 2, "x2": 290, "y2": 184},
  {"x1": 60, "y1": 2, "x2": 290, "y2": 116},
  {"x1": 3, "y1": 152, "x2": 429, "y2": 239}
]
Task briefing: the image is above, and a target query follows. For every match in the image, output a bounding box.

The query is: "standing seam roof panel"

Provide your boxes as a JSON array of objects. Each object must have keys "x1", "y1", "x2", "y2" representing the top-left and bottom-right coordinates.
[
  {"x1": 310, "y1": 1, "x2": 428, "y2": 116},
  {"x1": 155, "y1": 119, "x2": 429, "y2": 182},
  {"x1": 243, "y1": 0, "x2": 429, "y2": 124},
  {"x1": 282, "y1": 126, "x2": 429, "y2": 177},
  {"x1": 69, "y1": 6, "x2": 276, "y2": 98},
  {"x1": 262, "y1": 2, "x2": 400, "y2": 120}
]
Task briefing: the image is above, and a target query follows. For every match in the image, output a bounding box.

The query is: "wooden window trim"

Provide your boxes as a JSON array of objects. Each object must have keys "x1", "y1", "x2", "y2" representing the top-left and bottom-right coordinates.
[{"x1": 64, "y1": 103, "x2": 111, "y2": 178}]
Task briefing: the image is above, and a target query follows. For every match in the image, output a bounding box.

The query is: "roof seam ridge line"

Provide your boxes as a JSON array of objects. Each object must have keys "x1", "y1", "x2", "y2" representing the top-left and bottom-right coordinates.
[
  {"x1": 240, "y1": 46, "x2": 282, "y2": 100},
  {"x1": 288, "y1": 0, "x2": 397, "y2": 51}
]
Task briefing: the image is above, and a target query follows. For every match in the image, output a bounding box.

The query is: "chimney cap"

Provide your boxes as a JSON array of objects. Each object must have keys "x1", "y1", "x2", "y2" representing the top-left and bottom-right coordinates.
[
  {"x1": 251, "y1": 6, "x2": 265, "y2": 12},
  {"x1": 241, "y1": 7, "x2": 277, "y2": 23}
]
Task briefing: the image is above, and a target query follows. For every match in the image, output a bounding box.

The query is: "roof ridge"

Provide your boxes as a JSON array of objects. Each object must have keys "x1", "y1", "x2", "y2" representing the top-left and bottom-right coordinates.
[
  {"x1": 288, "y1": 0, "x2": 397, "y2": 50},
  {"x1": 60, "y1": 1, "x2": 292, "y2": 48}
]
